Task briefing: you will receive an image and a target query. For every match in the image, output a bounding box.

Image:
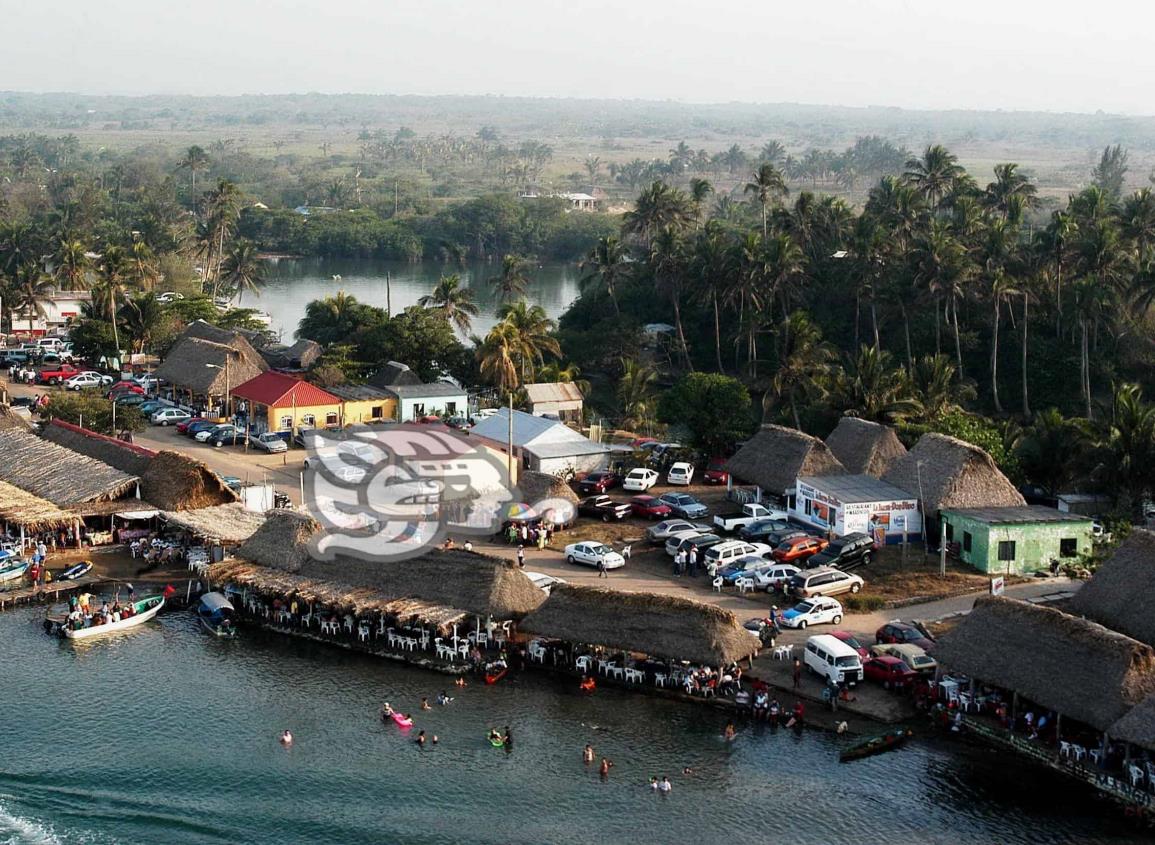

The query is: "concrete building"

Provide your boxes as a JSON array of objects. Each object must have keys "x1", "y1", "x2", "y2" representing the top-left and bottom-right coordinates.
[
  {"x1": 385, "y1": 383, "x2": 467, "y2": 421},
  {"x1": 327, "y1": 384, "x2": 397, "y2": 426},
  {"x1": 940, "y1": 506, "x2": 1094, "y2": 575},
  {"x1": 231, "y1": 371, "x2": 343, "y2": 436},
  {"x1": 791, "y1": 474, "x2": 922, "y2": 544},
  {"x1": 469, "y1": 408, "x2": 618, "y2": 475}
]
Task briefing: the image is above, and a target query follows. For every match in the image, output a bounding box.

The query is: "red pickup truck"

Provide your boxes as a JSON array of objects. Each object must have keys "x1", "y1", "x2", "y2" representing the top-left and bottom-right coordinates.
[{"x1": 37, "y1": 363, "x2": 81, "y2": 385}]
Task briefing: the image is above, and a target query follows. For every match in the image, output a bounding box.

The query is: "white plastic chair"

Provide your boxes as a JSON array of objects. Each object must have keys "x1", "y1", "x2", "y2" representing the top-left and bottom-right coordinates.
[
  {"x1": 621, "y1": 544, "x2": 631, "y2": 560},
  {"x1": 357, "y1": 623, "x2": 370, "y2": 643},
  {"x1": 1129, "y1": 764, "x2": 1145, "y2": 787},
  {"x1": 735, "y1": 577, "x2": 754, "y2": 595},
  {"x1": 712, "y1": 576, "x2": 723, "y2": 592},
  {"x1": 575, "y1": 655, "x2": 591, "y2": 672},
  {"x1": 654, "y1": 673, "x2": 667, "y2": 688},
  {"x1": 1059, "y1": 741, "x2": 1071, "y2": 759}
]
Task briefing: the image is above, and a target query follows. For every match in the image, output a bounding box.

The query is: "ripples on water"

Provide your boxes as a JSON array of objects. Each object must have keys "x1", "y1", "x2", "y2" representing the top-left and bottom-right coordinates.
[{"x1": 0, "y1": 607, "x2": 1146, "y2": 845}]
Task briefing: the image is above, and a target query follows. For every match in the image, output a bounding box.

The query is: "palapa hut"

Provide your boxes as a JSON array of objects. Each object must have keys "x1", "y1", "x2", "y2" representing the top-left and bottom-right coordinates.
[
  {"x1": 516, "y1": 470, "x2": 579, "y2": 525},
  {"x1": 160, "y1": 503, "x2": 267, "y2": 545},
  {"x1": 724, "y1": 424, "x2": 845, "y2": 499},
  {"x1": 154, "y1": 321, "x2": 267, "y2": 409},
  {"x1": 0, "y1": 429, "x2": 138, "y2": 508},
  {"x1": 235, "y1": 510, "x2": 318, "y2": 572},
  {"x1": 0, "y1": 480, "x2": 75, "y2": 532},
  {"x1": 936, "y1": 596, "x2": 1155, "y2": 733},
  {"x1": 1108, "y1": 695, "x2": 1155, "y2": 753},
  {"x1": 882, "y1": 433, "x2": 1024, "y2": 519},
  {"x1": 1070, "y1": 529, "x2": 1155, "y2": 648},
  {"x1": 521, "y1": 585, "x2": 761, "y2": 666},
  {"x1": 824, "y1": 417, "x2": 907, "y2": 477}
]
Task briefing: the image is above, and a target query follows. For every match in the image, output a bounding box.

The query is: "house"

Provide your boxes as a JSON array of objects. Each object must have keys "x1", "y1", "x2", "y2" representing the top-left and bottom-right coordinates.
[
  {"x1": 523, "y1": 382, "x2": 583, "y2": 423},
  {"x1": 558, "y1": 192, "x2": 597, "y2": 211},
  {"x1": 328, "y1": 384, "x2": 398, "y2": 425},
  {"x1": 724, "y1": 424, "x2": 846, "y2": 501},
  {"x1": 367, "y1": 361, "x2": 423, "y2": 389},
  {"x1": 824, "y1": 417, "x2": 907, "y2": 477},
  {"x1": 260, "y1": 339, "x2": 323, "y2": 371},
  {"x1": 385, "y1": 383, "x2": 467, "y2": 421},
  {"x1": 7, "y1": 287, "x2": 91, "y2": 336},
  {"x1": 791, "y1": 474, "x2": 922, "y2": 544},
  {"x1": 469, "y1": 408, "x2": 619, "y2": 475},
  {"x1": 940, "y1": 506, "x2": 1094, "y2": 575},
  {"x1": 154, "y1": 321, "x2": 267, "y2": 410},
  {"x1": 231, "y1": 371, "x2": 343, "y2": 436},
  {"x1": 1070, "y1": 530, "x2": 1155, "y2": 646}
]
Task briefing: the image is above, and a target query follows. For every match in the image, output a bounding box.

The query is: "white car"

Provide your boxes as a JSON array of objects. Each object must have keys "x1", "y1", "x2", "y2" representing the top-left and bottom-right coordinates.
[
  {"x1": 155, "y1": 291, "x2": 185, "y2": 303},
  {"x1": 665, "y1": 529, "x2": 706, "y2": 557},
  {"x1": 750, "y1": 562, "x2": 801, "y2": 592},
  {"x1": 667, "y1": 461, "x2": 694, "y2": 485},
  {"x1": 564, "y1": 541, "x2": 626, "y2": 570},
  {"x1": 524, "y1": 571, "x2": 566, "y2": 595},
  {"x1": 780, "y1": 597, "x2": 844, "y2": 629},
  {"x1": 703, "y1": 540, "x2": 773, "y2": 568},
  {"x1": 134, "y1": 375, "x2": 161, "y2": 391},
  {"x1": 151, "y1": 408, "x2": 192, "y2": 426},
  {"x1": 622, "y1": 468, "x2": 660, "y2": 491},
  {"x1": 64, "y1": 373, "x2": 108, "y2": 391},
  {"x1": 645, "y1": 519, "x2": 710, "y2": 544},
  {"x1": 249, "y1": 432, "x2": 289, "y2": 453}
]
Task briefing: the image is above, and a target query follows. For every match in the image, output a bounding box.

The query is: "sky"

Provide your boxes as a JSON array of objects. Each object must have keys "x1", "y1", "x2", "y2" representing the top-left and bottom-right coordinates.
[{"x1": 3, "y1": 0, "x2": 1154, "y2": 115}]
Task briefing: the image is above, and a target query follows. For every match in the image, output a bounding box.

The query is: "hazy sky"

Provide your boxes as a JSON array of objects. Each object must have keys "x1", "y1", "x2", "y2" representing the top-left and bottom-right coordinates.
[{"x1": 4, "y1": 0, "x2": 1154, "y2": 115}]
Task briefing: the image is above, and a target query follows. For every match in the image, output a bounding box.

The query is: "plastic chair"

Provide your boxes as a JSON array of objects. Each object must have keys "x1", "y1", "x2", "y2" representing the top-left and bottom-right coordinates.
[
  {"x1": 357, "y1": 623, "x2": 370, "y2": 643},
  {"x1": 1129, "y1": 764, "x2": 1145, "y2": 787},
  {"x1": 712, "y1": 576, "x2": 723, "y2": 592},
  {"x1": 621, "y1": 544, "x2": 631, "y2": 560},
  {"x1": 735, "y1": 578, "x2": 754, "y2": 595}
]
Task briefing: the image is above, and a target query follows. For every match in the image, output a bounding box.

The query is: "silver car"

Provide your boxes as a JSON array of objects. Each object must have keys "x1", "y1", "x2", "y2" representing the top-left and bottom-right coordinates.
[
  {"x1": 249, "y1": 432, "x2": 289, "y2": 453},
  {"x1": 646, "y1": 519, "x2": 711, "y2": 544}
]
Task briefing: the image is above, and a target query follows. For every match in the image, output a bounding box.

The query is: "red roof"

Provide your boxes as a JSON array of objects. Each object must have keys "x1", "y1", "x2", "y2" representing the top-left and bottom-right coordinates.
[{"x1": 231, "y1": 371, "x2": 341, "y2": 408}]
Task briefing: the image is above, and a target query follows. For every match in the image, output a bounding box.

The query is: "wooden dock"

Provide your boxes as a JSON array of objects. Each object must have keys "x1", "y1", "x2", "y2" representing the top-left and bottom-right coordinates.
[{"x1": 0, "y1": 576, "x2": 102, "y2": 612}]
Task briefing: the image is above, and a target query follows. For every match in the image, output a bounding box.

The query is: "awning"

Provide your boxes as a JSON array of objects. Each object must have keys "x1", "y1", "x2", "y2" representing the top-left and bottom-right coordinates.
[{"x1": 115, "y1": 510, "x2": 161, "y2": 521}]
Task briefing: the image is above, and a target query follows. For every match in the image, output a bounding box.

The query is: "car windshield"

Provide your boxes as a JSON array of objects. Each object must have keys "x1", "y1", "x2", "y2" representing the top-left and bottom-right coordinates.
[
  {"x1": 794, "y1": 602, "x2": 814, "y2": 613},
  {"x1": 842, "y1": 635, "x2": 863, "y2": 650},
  {"x1": 835, "y1": 656, "x2": 859, "y2": 668},
  {"x1": 590, "y1": 544, "x2": 611, "y2": 555}
]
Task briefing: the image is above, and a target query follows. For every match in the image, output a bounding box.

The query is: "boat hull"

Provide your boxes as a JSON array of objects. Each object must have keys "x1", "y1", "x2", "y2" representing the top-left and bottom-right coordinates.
[
  {"x1": 61, "y1": 596, "x2": 165, "y2": 640},
  {"x1": 57, "y1": 562, "x2": 92, "y2": 581},
  {"x1": 0, "y1": 562, "x2": 29, "y2": 583},
  {"x1": 840, "y1": 729, "x2": 912, "y2": 762}
]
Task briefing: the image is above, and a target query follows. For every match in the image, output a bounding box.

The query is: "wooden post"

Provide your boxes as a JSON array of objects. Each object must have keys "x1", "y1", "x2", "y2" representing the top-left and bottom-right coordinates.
[
  {"x1": 1011, "y1": 690, "x2": 1019, "y2": 727},
  {"x1": 1055, "y1": 713, "x2": 1062, "y2": 744}
]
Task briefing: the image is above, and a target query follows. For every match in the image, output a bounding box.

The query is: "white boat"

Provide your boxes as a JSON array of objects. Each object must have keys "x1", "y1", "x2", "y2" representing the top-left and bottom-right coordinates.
[
  {"x1": 61, "y1": 595, "x2": 165, "y2": 640},
  {"x1": 0, "y1": 558, "x2": 29, "y2": 583}
]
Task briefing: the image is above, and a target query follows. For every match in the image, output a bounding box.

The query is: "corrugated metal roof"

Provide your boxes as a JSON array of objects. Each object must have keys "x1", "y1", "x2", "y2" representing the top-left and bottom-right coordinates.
[
  {"x1": 524, "y1": 382, "x2": 584, "y2": 404},
  {"x1": 797, "y1": 474, "x2": 916, "y2": 503},
  {"x1": 386, "y1": 383, "x2": 467, "y2": 398},
  {"x1": 470, "y1": 408, "x2": 588, "y2": 449},
  {"x1": 942, "y1": 506, "x2": 1094, "y2": 525}
]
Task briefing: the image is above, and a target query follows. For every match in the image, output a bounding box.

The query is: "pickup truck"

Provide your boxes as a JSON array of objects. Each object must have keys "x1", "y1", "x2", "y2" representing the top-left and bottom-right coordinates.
[
  {"x1": 37, "y1": 363, "x2": 81, "y2": 385},
  {"x1": 713, "y1": 502, "x2": 789, "y2": 533},
  {"x1": 577, "y1": 495, "x2": 632, "y2": 522}
]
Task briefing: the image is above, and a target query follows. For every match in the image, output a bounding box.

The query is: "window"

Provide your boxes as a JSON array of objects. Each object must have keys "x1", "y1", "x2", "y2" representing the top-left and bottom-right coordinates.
[
  {"x1": 301, "y1": 414, "x2": 316, "y2": 427},
  {"x1": 325, "y1": 412, "x2": 338, "y2": 426},
  {"x1": 804, "y1": 499, "x2": 813, "y2": 516},
  {"x1": 413, "y1": 403, "x2": 425, "y2": 418},
  {"x1": 1060, "y1": 538, "x2": 1078, "y2": 558},
  {"x1": 945, "y1": 522, "x2": 954, "y2": 542},
  {"x1": 997, "y1": 540, "x2": 1017, "y2": 562},
  {"x1": 371, "y1": 405, "x2": 383, "y2": 420},
  {"x1": 445, "y1": 401, "x2": 457, "y2": 415},
  {"x1": 962, "y1": 532, "x2": 972, "y2": 553},
  {"x1": 278, "y1": 415, "x2": 293, "y2": 431}
]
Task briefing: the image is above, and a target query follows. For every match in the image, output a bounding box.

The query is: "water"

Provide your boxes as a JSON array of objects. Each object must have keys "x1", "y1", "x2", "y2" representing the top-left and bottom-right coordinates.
[
  {"x1": 0, "y1": 605, "x2": 1144, "y2": 845},
  {"x1": 247, "y1": 258, "x2": 582, "y2": 341}
]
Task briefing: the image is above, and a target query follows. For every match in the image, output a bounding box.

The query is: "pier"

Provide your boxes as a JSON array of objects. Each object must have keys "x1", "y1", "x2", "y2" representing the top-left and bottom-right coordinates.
[{"x1": 0, "y1": 576, "x2": 101, "y2": 612}]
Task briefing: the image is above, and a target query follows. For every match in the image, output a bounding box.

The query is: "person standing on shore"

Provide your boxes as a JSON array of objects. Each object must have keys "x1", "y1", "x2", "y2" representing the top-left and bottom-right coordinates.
[
  {"x1": 792, "y1": 658, "x2": 802, "y2": 689},
  {"x1": 597, "y1": 557, "x2": 608, "y2": 578},
  {"x1": 516, "y1": 545, "x2": 525, "y2": 568}
]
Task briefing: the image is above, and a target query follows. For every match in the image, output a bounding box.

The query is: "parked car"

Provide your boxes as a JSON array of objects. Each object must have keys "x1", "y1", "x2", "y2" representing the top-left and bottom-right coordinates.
[
  {"x1": 647, "y1": 442, "x2": 683, "y2": 465},
  {"x1": 564, "y1": 541, "x2": 625, "y2": 570},
  {"x1": 249, "y1": 432, "x2": 289, "y2": 453},
  {"x1": 629, "y1": 495, "x2": 672, "y2": 520},
  {"x1": 179, "y1": 419, "x2": 218, "y2": 436},
  {"x1": 665, "y1": 529, "x2": 708, "y2": 556},
  {"x1": 577, "y1": 495, "x2": 632, "y2": 522},
  {"x1": 133, "y1": 375, "x2": 161, "y2": 391},
  {"x1": 738, "y1": 519, "x2": 793, "y2": 542},
  {"x1": 764, "y1": 528, "x2": 812, "y2": 548},
  {"x1": 209, "y1": 427, "x2": 246, "y2": 447},
  {"x1": 714, "y1": 503, "x2": 789, "y2": 533},
  {"x1": 863, "y1": 655, "x2": 918, "y2": 690},
  {"x1": 138, "y1": 400, "x2": 169, "y2": 415},
  {"x1": 196, "y1": 424, "x2": 237, "y2": 443},
  {"x1": 36, "y1": 363, "x2": 81, "y2": 385},
  {"x1": 870, "y1": 642, "x2": 939, "y2": 674},
  {"x1": 658, "y1": 492, "x2": 709, "y2": 519},
  {"x1": 875, "y1": 622, "x2": 936, "y2": 652},
  {"x1": 64, "y1": 373, "x2": 108, "y2": 391},
  {"x1": 717, "y1": 556, "x2": 776, "y2": 585},
  {"x1": 788, "y1": 567, "x2": 864, "y2": 599},
  {"x1": 771, "y1": 535, "x2": 830, "y2": 564},
  {"x1": 151, "y1": 408, "x2": 191, "y2": 426},
  {"x1": 113, "y1": 393, "x2": 148, "y2": 407},
  {"x1": 576, "y1": 471, "x2": 622, "y2": 495},
  {"x1": 749, "y1": 562, "x2": 802, "y2": 592},
  {"x1": 780, "y1": 597, "x2": 844, "y2": 629},
  {"x1": 674, "y1": 533, "x2": 724, "y2": 560},
  {"x1": 830, "y1": 630, "x2": 870, "y2": 659},
  {"x1": 646, "y1": 519, "x2": 710, "y2": 544},
  {"x1": 622, "y1": 468, "x2": 660, "y2": 491},
  {"x1": 703, "y1": 540, "x2": 772, "y2": 570},
  {"x1": 666, "y1": 462, "x2": 694, "y2": 486},
  {"x1": 702, "y1": 459, "x2": 730, "y2": 485},
  {"x1": 155, "y1": 291, "x2": 185, "y2": 303},
  {"x1": 804, "y1": 532, "x2": 875, "y2": 571},
  {"x1": 804, "y1": 634, "x2": 864, "y2": 686}
]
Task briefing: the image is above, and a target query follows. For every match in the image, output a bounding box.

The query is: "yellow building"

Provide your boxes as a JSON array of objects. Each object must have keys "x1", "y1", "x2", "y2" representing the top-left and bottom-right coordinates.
[
  {"x1": 328, "y1": 384, "x2": 398, "y2": 426},
  {"x1": 231, "y1": 371, "x2": 343, "y2": 436}
]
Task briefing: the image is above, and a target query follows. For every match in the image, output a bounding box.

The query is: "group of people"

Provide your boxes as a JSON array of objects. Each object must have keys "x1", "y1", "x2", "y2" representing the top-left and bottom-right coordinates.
[
  {"x1": 64, "y1": 593, "x2": 137, "y2": 631},
  {"x1": 672, "y1": 546, "x2": 706, "y2": 577},
  {"x1": 504, "y1": 522, "x2": 554, "y2": 550}
]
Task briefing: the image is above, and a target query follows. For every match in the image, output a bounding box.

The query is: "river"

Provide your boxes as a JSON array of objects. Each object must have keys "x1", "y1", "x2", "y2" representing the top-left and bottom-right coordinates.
[
  {"x1": 0, "y1": 603, "x2": 1145, "y2": 845},
  {"x1": 245, "y1": 258, "x2": 582, "y2": 342}
]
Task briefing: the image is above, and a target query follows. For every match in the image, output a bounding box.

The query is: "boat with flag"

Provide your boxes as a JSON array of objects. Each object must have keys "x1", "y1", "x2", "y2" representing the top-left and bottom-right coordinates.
[{"x1": 57, "y1": 595, "x2": 165, "y2": 640}]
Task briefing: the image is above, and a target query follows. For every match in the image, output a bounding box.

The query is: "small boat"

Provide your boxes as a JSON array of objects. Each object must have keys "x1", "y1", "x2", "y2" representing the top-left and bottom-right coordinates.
[
  {"x1": 56, "y1": 561, "x2": 92, "y2": 581},
  {"x1": 484, "y1": 664, "x2": 508, "y2": 685},
  {"x1": 839, "y1": 728, "x2": 913, "y2": 762},
  {"x1": 196, "y1": 592, "x2": 237, "y2": 637},
  {"x1": 60, "y1": 595, "x2": 165, "y2": 640},
  {"x1": 0, "y1": 559, "x2": 30, "y2": 583}
]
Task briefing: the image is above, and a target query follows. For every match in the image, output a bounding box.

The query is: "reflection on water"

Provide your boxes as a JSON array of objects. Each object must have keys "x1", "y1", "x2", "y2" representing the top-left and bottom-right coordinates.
[
  {"x1": 0, "y1": 607, "x2": 1145, "y2": 845},
  {"x1": 249, "y1": 257, "x2": 582, "y2": 341}
]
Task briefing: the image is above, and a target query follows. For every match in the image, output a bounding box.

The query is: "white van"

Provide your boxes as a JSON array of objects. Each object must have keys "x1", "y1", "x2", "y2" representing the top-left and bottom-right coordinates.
[
  {"x1": 803, "y1": 634, "x2": 864, "y2": 687},
  {"x1": 36, "y1": 338, "x2": 64, "y2": 351}
]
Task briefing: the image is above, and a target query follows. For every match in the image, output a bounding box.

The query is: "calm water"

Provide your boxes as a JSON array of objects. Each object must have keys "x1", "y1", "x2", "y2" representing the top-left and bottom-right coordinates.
[
  {"x1": 245, "y1": 258, "x2": 582, "y2": 342},
  {"x1": 0, "y1": 604, "x2": 1144, "y2": 845}
]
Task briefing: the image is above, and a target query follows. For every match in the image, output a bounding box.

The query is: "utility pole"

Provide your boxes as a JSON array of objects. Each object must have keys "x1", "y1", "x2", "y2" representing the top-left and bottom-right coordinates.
[
  {"x1": 386, "y1": 272, "x2": 392, "y2": 317},
  {"x1": 507, "y1": 392, "x2": 514, "y2": 483}
]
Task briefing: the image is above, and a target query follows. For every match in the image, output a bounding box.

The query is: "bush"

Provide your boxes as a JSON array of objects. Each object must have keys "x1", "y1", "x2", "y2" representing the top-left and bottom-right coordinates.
[{"x1": 843, "y1": 594, "x2": 886, "y2": 613}]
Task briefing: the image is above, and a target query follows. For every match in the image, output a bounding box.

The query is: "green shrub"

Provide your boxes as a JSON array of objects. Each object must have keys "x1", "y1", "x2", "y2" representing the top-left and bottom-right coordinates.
[{"x1": 843, "y1": 594, "x2": 886, "y2": 613}]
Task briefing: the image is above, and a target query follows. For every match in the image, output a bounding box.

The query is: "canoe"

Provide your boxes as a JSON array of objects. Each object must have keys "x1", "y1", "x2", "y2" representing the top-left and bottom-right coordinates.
[
  {"x1": 839, "y1": 728, "x2": 912, "y2": 762},
  {"x1": 485, "y1": 667, "x2": 508, "y2": 685},
  {"x1": 390, "y1": 713, "x2": 413, "y2": 728},
  {"x1": 57, "y1": 561, "x2": 92, "y2": 581},
  {"x1": 0, "y1": 560, "x2": 30, "y2": 583},
  {"x1": 61, "y1": 595, "x2": 165, "y2": 640}
]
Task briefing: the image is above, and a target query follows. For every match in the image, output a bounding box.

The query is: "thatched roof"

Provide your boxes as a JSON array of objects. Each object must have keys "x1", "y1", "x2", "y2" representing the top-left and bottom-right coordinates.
[
  {"x1": 0, "y1": 480, "x2": 74, "y2": 528},
  {"x1": 42, "y1": 420, "x2": 154, "y2": 476},
  {"x1": 936, "y1": 596, "x2": 1155, "y2": 731},
  {"x1": 882, "y1": 433, "x2": 1024, "y2": 515},
  {"x1": 518, "y1": 470, "x2": 579, "y2": 506},
  {"x1": 260, "y1": 339, "x2": 323, "y2": 370},
  {"x1": 236, "y1": 510, "x2": 319, "y2": 572},
  {"x1": 825, "y1": 417, "x2": 907, "y2": 477},
  {"x1": 521, "y1": 585, "x2": 761, "y2": 666},
  {"x1": 1109, "y1": 695, "x2": 1155, "y2": 751},
  {"x1": 724, "y1": 424, "x2": 846, "y2": 495},
  {"x1": 0, "y1": 404, "x2": 32, "y2": 432},
  {"x1": 0, "y1": 429, "x2": 138, "y2": 506},
  {"x1": 1071, "y1": 529, "x2": 1155, "y2": 648},
  {"x1": 68, "y1": 499, "x2": 157, "y2": 517},
  {"x1": 155, "y1": 334, "x2": 267, "y2": 396},
  {"x1": 162, "y1": 504, "x2": 267, "y2": 544}
]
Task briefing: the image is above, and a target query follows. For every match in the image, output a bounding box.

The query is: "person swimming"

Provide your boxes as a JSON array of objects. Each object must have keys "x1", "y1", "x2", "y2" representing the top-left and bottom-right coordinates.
[
  {"x1": 682, "y1": 766, "x2": 693, "y2": 775},
  {"x1": 455, "y1": 677, "x2": 467, "y2": 687},
  {"x1": 381, "y1": 702, "x2": 394, "y2": 720},
  {"x1": 583, "y1": 744, "x2": 595, "y2": 764},
  {"x1": 650, "y1": 776, "x2": 659, "y2": 790},
  {"x1": 437, "y1": 691, "x2": 452, "y2": 706},
  {"x1": 503, "y1": 727, "x2": 513, "y2": 749},
  {"x1": 658, "y1": 776, "x2": 672, "y2": 793},
  {"x1": 420, "y1": 697, "x2": 431, "y2": 711},
  {"x1": 279, "y1": 730, "x2": 293, "y2": 746},
  {"x1": 599, "y1": 758, "x2": 613, "y2": 778},
  {"x1": 723, "y1": 722, "x2": 736, "y2": 741},
  {"x1": 432, "y1": 735, "x2": 439, "y2": 745},
  {"x1": 416, "y1": 730, "x2": 426, "y2": 747},
  {"x1": 488, "y1": 728, "x2": 503, "y2": 744}
]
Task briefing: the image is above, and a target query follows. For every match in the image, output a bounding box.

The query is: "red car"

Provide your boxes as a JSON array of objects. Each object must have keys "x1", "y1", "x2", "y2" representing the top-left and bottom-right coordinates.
[
  {"x1": 577, "y1": 471, "x2": 622, "y2": 495},
  {"x1": 107, "y1": 382, "x2": 145, "y2": 398},
  {"x1": 630, "y1": 495, "x2": 672, "y2": 520},
  {"x1": 771, "y1": 535, "x2": 829, "y2": 563},
  {"x1": 876, "y1": 622, "x2": 936, "y2": 652},
  {"x1": 863, "y1": 655, "x2": 918, "y2": 690},
  {"x1": 830, "y1": 630, "x2": 870, "y2": 659},
  {"x1": 703, "y1": 459, "x2": 730, "y2": 485}
]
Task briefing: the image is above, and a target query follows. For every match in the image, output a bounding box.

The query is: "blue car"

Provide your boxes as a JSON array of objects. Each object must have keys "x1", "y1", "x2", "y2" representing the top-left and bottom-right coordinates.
[{"x1": 717, "y1": 557, "x2": 774, "y2": 584}]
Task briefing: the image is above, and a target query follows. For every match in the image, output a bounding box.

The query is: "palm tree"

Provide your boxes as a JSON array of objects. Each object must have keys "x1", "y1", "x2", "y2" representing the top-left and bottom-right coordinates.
[
  {"x1": 119, "y1": 293, "x2": 165, "y2": 354},
  {"x1": 622, "y1": 181, "x2": 694, "y2": 246},
  {"x1": 53, "y1": 239, "x2": 91, "y2": 289},
  {"x1": 1041, "y1": 210, "x2": 1076, "y2": 335},
  {"x1": 911, "y1": 220, "x2": 972, "y2": 374},
  {"x1": 744, "y1": 163, "x2": 788, "y2": 236},
  {"x1": 1098, "y1": 383, "x2": 1155, "y2": 506},
  {"x1": 9, "y1": 261, "x2": 54, "y2": 325},
  {"x1": 537, "y1": 361, "x2": 591, "y2": 399},
  {"x1": 689, "y1": 178, "x2": 713, "y2": 221},
  {"x1": 690, "y1": 223, "x2": 731, "y2": 372},
  {"x1": 129, "y1": 240, "x2": 159, "y2": 290},
  {"x1": 478, "y1": 321, "x2": 520, "y2": 393},
  {"x1": 178, "y1": 145, "x2": 211, "y2": 197},
  {"x1": 418, "y1": 274, "x2": 479, "y2": 333},
  {"x1": 759, "y1": 140, "x2": 786, "y2": 166},
  {"x1": 830, "y1": 345, "x2": 918, "y2": 423},
  {"x1": 985, "y1": 163, "x2": 1037, "y2": 221},
  {"x1": 203, "y1": 179, "x2": 243, "y2": 298},
  {"x1": 1016, "y1": 408, "x2": 1090, "y2": 496},
  {"x1": 770, "y1": 311, "x2": 835, "y2": 428},
  {"x1": 908, "y1": 354, "x2": 976, "y2": 424},
  {"x1": 904, "y1": 144, "x2": 965, "y2": 209},
  {"x1": 649, "y1": 227, "x2": 692, "y2": 370},
  {"x1": 92, "y1": 246, "x2": 130, "y2": 356},
  {"x1": 616, "y1": 357, "x2": 659, "y2": 432},
  {"x1": 496, "y1": 300, "x2": 560, "y2": 383},
  {"x1": 1122, "y1": 188, "x2": 1155, "y2": 262},
  {"x1": 584, "y1": 156, "x2": 601, "y2": 190},
  {"x1": 579, "y1": 236, "x2": 627, "y2": 316},
  {"x1": 489, "y1": 254, "x2": 531, "y2": 303},
  {"x1": 220, "y1": 240, "x2": 266, "y2": 302},
  {"x1": 1073, "y1": 277, "x2": 1114, "y2": 418}
]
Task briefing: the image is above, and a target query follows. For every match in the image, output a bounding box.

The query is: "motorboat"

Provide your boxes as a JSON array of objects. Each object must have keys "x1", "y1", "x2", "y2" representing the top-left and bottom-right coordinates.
[
  {"x1": 56, "y1": 560, "x2": 93, "y2": 581},
  {"x1": 59, "y1": 595, "x2": 165, "y2": 640},
  {"x1": 196, "y1": 592, "x2": 237, "y2": 637},
  {"x1": 0, "y1": 558, "x2": 29, "y2": 583}
]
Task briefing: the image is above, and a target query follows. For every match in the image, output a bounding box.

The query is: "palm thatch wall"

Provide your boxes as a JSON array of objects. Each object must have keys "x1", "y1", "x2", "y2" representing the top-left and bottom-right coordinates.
[
  {"x1": 521, "y1": 585, "x2": 761, "y2": 666},
  {"x1": 518, "y1": 470, "x2": 579, "y2": 506},
  {"x1": 724, "y1": 424, "x2": 846, "y2": 496},
  {"x1": 825, "y1": 417, "x2": 908, "y2": 477},
  {"x1": 936, "y1": 596, "x2": 1155, "y2": 731},
  {"x1": 162, "y1": 504, "x2": 267, "y2": 544},
  {"x1": 1071, "y1": 529, "x2": 1155, "y2": 648},
  {"x1": 0, "y1": 430, "x2": 138, "y2": 506},
  {"x1": 0, "y1": 480, "x2": 74, "y2": 528},
  {"x1": 141, "y1": 451, "x2": 237, "y2": 510},
  {"x1": 882, "y1": 433, "x2": 1024, "y2": 515}
]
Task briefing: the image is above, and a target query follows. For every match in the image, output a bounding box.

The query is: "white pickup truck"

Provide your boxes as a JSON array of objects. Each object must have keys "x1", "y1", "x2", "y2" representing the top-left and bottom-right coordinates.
[{"x1": 713, "y1": 502, "x2": 789, "y2": 533}]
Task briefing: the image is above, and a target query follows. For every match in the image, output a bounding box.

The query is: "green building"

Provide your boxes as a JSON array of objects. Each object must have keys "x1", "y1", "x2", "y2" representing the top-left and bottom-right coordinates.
[{"x1": 940, "y1": 506, "x2": 1094, "y2": 575}]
